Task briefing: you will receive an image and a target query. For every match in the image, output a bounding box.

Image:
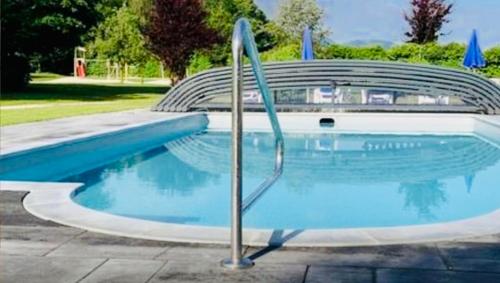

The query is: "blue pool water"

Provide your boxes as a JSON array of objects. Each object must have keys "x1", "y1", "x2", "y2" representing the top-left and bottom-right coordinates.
[{"x1": 69, "y1": 131, "x2": 500, "y2": 229}]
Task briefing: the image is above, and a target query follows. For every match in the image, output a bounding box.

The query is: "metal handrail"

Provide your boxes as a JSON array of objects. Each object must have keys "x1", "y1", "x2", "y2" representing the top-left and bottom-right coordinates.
[{"x1": 222, "y1": 18, "x2": 285, "y2": 270}]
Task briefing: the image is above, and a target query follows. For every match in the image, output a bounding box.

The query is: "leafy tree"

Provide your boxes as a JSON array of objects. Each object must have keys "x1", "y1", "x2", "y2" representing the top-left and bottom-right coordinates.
[
  {"x1": 203, "y1": 0, "x2": 276, "y2": 66},
  {"x1": 144, "y1": 0, "x2": 220, "y2": 84},
  {"x1": 1, "y1": 0, "x2": 33, "y2": 89},
  {"x1": 95, "y1": 0, "x2": 125, "y2": 18},
  {"x1": 187, "y1": 53, "x2": 214, "y2": 75},
  {"x1": 1, "y1": 0, "x2": 117, "y2": 90},
  {"x1": 404, "y1": 0, "x2": 453, "y2": 43},
  {"x1": 90, "y1": 5, "x2": 150, "y2": 81},
  {"x1": 128, "y1": 0, "x2": 153, "y2": 27},
  {"x1": 275, "y1": 0, "x2": 330, "y2": 43}
]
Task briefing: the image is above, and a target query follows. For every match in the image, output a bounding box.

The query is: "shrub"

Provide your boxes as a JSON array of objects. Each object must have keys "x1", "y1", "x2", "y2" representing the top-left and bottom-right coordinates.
[
  {"x1": 387, "y1": 43, "x2": 423, "y2": 61},
  {"x1": 86, "y1": 60, "x2": 109, "y2": 77},
  {"x1": 483, "y1": 46, "x2": 500, "y2": 78},
  {"x1": 351, "y1": 46, "x2": 388, "y2": 60},
  {"x1": 318, "y1": 44, "x2": 353, "y2": 59},
  {"x1": 260, "y1": 43, "x2": 301, "y2": 62}
]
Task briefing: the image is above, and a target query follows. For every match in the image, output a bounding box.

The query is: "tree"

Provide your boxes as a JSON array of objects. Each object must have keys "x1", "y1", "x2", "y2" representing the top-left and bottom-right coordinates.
[
  {"x1": 202, "y1": 0, "x2": 276, "y2": 66},
  {"x1": 275, "y1": 0, "x2": 330, "y2": 43},
  {"x1": 404, "y1": 0, "x2": 453, "y2": 44},
  {"x1": 128, "y1": 0, "x2": 153, "y2": 27},
  {"x1": 20, "y1": 0, "x2": 108, "y2": 73},
  {"x1": 1, "y1": 0, "x2": 33, "y2": 89},
  {"x1": 95, "y1": 0, "x2": 125, "y2": 18},
  {"x1": 1, "y1": 0, "x2": 117, "y2": 90},
  {"x1": 89, "y1": 5, "x2": 151, "y2": 81},
  {"x1": 144, "y1": 0, "x2": 220, "y2": 84}
]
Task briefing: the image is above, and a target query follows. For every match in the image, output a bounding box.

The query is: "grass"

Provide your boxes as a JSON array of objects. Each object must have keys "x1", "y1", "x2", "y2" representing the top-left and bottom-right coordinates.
[
  {"x1": 1, "y1": 83, "x2": 168, "y2": 126},
  {"x1": 31, "y1": 72, "x2": 64, "y2": 82}
]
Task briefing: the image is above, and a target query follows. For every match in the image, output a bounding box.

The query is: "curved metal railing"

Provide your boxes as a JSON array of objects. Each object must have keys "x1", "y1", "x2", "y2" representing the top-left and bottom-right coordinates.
[
  {"x1": 223, "y1": 18, "x2": 284, "y2": 269},
  {"x1": 154, "y1": 60, "x2": 500, "y2": 114}
]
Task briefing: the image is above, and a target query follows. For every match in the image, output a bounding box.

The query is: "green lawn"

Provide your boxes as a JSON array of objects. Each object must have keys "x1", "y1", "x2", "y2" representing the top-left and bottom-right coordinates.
[
  {"x1": 1, "y1": 83, "x2": 167, "y2": 126},
  {"x1": 31, "y1": 72, "x2": 64, "y2": 82}
]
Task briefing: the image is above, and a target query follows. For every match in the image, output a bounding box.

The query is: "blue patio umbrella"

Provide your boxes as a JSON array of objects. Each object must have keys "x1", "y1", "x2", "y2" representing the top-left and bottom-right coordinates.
[
  {"x1": 302, "y1": 27, "x2": 314, "y2": 60},
  {"x1": 463, "y1": 29, "x2": 486, "y2": 69},
  {"x1": 302, "y1": 27, "x2": 314, "y2": 103}
]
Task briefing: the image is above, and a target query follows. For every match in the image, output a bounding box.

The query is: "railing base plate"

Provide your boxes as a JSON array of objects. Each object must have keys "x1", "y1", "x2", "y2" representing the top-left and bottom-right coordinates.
[{"x1": 221, "y1": 258, "x2": 254, "y2": 270}]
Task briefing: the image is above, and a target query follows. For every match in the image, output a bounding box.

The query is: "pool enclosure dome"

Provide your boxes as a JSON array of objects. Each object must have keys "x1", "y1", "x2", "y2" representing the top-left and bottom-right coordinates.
[{"x1": 154, "y1": 60, "x2": 500, "y2": 115}]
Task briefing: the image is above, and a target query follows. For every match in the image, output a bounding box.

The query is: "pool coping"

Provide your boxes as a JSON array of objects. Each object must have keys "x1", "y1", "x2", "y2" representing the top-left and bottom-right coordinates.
[
  {"x1": 1, "y1": 180, "x2": 500, "y2": 247},
  {"x1": 1, "y1": 112, "x2": 500, "y2": 247},
  {"x1": 0, "y1": 110, "x2": 195, "y2": 156}
]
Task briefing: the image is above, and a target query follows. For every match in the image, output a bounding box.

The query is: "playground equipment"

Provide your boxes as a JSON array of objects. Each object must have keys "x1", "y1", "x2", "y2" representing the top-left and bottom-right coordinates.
[{"x1": 74, "y1": 47, "x2": 87, "y2": 78}]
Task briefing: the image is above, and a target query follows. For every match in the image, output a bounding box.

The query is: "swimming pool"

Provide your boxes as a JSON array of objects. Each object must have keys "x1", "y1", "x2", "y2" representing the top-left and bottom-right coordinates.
[
  {"x1": 69, "y1": 130, "x2": 500, "y2": 229},
  {"x1": 2, "y1": 113, "x2": 500, "y2": 246}
]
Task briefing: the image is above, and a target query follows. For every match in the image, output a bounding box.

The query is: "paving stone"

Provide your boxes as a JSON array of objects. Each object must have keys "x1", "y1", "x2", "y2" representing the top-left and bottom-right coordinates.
[
  {"x1": 47, "y1": 231, "x2": 171, "y2": 260},
  {"x1": 246, "y1": 245, "x2": 446, "y2": 270},
  {"x1": 0, "y1": 225, "x2": 82, "y2": 256},
  {"x1": 2, "y1": 189, "x2": 500, "y2": 282},
  {"x1": 74, "y1": 231, "x2": 174, "y2": 247},
  {"x1": 150, "y1": 261, "x2": 307, "y2": 283},
  {"x1": 437, "y1": 242, "x2": 500, "y2": 260},
  {"x1": 376, "y1": 268, "x2": 500, "y2": 283},
  {"x1": 0, "y1": 255, "x2": 105, "y2": 283},
  {"x1": 305, "y1": 266, "x2": 373, "y2": 283},
  {"x1": 156, "y1": 246, "x2": 229, "y2": 262},
  {"x1": 0, "y1": 191, "x2": 60, "y2": 227},
  {"x1": 79, "y1": 259, "x2": 165, "y2": 283}
]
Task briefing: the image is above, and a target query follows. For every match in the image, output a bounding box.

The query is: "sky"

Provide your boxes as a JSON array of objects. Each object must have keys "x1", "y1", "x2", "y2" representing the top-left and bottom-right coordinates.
[{"x1": 254, "y1": 0, "x2": 500, "y2": 48}]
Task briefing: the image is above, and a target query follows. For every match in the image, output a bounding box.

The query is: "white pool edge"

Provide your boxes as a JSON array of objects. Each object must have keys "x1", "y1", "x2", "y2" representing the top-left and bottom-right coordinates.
[
  {"x1": 1, "y1": 180, "x2": 499, "y2": 247},
  {"x1": 1, "y1": 112, "x2": 500, "y2": 247}
]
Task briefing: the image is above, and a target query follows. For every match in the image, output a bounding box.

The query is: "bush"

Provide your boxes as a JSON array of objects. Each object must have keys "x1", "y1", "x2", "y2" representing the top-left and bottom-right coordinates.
[
  {"x1": 170, "y1": 41, "x2": 500, "y2": 79},
  {"x1": 86, "y1": 60, "x2": 109, "y2": 77},
  {"x1": 318, "y1": 44, "x2": 354, "y2": 59},
  {"x1": 351, "y1": 46, "x2": 388, "y2": 60},
  {"x1": 260, "y1": 43, "x2": 300, "y2": 62},
  {"x1": 483, "y1": 46, "x2": 500, "y2": 78},
  {"x1": 440, "y1": 43, "x2": 466, "y2": 62},
  {"x1": 316, "y1": 42, "x2": 499, "y2": 77},
  {"x1": 387, "y1": 43, "x2": 423, "y2": 62},
  {"x1": 127, "y1": 59, "x2": 164, "y2": 78}
]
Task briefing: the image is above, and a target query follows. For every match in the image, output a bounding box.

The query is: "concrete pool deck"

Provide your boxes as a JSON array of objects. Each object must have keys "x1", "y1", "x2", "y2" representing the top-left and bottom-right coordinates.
[
  {"x1": 1, "y1": 110, "x2": 500, "y2": 282},
  {"x1": 0, "y1": 109, "x2": 191, "y2": 155}
]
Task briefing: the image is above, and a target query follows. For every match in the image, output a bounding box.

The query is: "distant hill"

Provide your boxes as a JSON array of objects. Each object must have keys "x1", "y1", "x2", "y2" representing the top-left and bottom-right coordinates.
[{"x1": 345, "y1": 40, "x2": 395, "y2": 49}]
